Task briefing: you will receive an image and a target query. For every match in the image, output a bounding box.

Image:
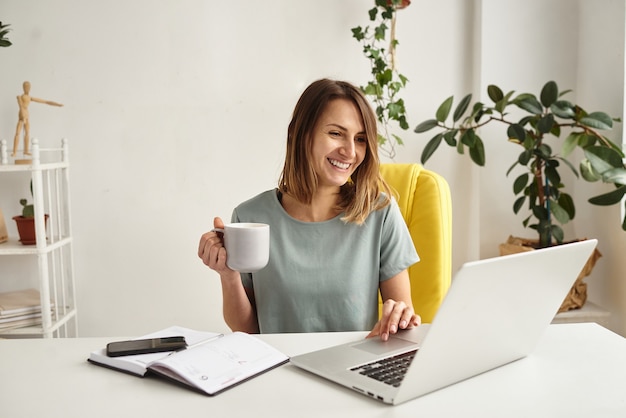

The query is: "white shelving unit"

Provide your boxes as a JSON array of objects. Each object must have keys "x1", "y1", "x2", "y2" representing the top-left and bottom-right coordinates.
[{"x1": 0, "y1": 138, "x2": 77, "y2": 337}]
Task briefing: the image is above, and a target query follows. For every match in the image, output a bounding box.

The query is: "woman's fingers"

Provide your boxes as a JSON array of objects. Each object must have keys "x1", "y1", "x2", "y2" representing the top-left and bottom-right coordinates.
[{"x1": 376, "y1": 299, "x2": 420, "y2": 341}]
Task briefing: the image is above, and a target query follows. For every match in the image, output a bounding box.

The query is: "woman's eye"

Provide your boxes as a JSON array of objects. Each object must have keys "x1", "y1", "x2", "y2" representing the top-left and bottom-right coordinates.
[
  {"x1": 329, "y1": 131, "x2": 341, "y2": 137},
  {"x1": 356, "y1": 136, "x2": 367, "y2": 143}
]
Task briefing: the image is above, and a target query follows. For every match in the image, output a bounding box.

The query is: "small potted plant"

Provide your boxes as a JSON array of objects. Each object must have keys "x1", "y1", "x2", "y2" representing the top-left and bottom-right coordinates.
[{"x1": 12, "y1": 182, "x2": 48, "y2": 245}]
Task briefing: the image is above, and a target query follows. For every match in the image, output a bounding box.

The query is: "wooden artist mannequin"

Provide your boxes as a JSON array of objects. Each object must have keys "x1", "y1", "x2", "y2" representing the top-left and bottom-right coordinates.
[{"x1": 11, "y1": 81, "x2": 63, "y2": 157}]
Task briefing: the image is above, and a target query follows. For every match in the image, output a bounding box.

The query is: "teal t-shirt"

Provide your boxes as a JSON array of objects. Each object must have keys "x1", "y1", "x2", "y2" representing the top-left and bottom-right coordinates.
[{"x1": 231, "y1": 189, "x2": 419, "y2": 333}]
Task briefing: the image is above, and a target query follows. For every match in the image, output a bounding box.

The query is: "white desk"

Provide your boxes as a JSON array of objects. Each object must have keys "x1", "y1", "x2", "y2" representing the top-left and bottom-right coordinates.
[{"x1": 1, "y1": 323, "x2": 625, "y2": 417}]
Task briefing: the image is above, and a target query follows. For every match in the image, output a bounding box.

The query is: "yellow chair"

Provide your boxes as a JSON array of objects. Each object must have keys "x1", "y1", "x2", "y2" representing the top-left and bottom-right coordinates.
[{"x1": 380, "y1": 163, "x2": 453, "y2": 323}]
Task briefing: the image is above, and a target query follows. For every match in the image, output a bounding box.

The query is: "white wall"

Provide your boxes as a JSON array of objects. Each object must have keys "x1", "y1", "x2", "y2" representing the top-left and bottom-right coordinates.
[{"x1": 1, "y1": 0, "x2": 624, "y2": 337}]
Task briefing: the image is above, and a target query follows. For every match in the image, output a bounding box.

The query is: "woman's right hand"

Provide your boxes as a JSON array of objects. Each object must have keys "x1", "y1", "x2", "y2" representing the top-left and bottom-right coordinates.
[
  {"x1": 199, "y1": 217, "x2": 259, "y2": 333},
  {"x1": 198, "y1": 217, "x2": 233, "y2": 275}
]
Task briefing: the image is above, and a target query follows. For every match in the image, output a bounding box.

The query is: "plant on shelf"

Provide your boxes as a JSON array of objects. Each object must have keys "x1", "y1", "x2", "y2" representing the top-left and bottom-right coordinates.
[
  {"x1": 18, "y1": 198, "x2": 34, "y2": 218},
  {"x1": 12, "y1": 181, "x2": 47, "y2": 245},
  {"x1": 415, "y1": 80, "x2": 626, "y2": 248},
  {"x1": 0, "y1": 22, "x2": 11, "y2": 47},
  {"x1": 351, "y1": 0, "x2": 410, "y2": 159}
]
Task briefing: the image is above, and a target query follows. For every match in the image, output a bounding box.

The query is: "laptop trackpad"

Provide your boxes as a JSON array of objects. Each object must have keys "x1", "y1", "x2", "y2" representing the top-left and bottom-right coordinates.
[{"x1": 352, "y1": 337, "x2": 417, "y2": 355}]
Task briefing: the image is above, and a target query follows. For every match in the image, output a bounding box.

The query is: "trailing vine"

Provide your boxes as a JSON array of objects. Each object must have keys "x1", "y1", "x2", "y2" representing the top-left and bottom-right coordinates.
[{"x1": 352, "y1": 0, "x2": 409, "y2": 159}]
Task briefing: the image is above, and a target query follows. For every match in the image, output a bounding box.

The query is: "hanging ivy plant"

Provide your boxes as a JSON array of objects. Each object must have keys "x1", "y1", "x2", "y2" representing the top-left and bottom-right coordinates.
[{"x1": 352, "y1": 0, "x2": 409, "y2": 159}]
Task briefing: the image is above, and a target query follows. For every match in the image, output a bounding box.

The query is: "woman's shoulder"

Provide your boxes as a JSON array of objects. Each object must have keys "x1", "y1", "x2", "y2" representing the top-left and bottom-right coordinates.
[
  {"x1": 237, "y1": 189, "x2": 277, "y2": 207},
  {"x1": 234, "y1": 189, "x2": 281, "y2": 221}
]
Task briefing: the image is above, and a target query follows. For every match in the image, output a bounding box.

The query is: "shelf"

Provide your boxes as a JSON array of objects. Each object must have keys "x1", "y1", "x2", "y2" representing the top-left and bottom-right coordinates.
[
  {"x1": 0, "y1": 237, "x2": 72, "y2": 255},
  {"x1": 0, "y1": 160, "x2": 68, "y2": 172},
  {"x1": 0, "y1": 308, "x2": 77, "y2": 337},
  {"x1": 0, "y1": 138, "x2": 77, "y2": 338}
]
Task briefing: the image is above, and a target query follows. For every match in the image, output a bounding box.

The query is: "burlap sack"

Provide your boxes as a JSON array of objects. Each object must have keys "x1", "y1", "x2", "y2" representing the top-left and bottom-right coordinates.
[{"x1": 498, "y1": 236, "x2": 602, "y2": 313}]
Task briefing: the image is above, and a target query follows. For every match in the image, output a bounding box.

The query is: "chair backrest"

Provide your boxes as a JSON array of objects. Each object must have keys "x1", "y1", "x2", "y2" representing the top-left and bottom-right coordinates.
[{"x1": 380, "y1": 163, "x2": 452, "y2": 323}]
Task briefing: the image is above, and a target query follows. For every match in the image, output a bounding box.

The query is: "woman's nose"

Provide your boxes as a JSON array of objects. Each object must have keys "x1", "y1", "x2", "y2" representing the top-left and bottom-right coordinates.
[{"x1": 339, "y1": 138, "x2": 356, "y2": 157}]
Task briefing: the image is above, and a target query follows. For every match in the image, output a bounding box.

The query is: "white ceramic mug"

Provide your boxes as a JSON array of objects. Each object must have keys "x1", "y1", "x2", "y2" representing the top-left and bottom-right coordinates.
[{"x1": 212, "y1": 223, "x2": 270, "y2": 273}]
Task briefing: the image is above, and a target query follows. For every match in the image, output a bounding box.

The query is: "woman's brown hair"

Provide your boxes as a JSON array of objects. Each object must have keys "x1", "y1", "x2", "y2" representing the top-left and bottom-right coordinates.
[{"x1": 278, "y1": 79, "x2": 392, "y2": 224}]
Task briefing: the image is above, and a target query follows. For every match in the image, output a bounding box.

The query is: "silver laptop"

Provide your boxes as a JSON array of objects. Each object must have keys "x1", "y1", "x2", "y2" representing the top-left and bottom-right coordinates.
[{"x1": 290, "y1": 239, "x2": 598, "y2": 405}]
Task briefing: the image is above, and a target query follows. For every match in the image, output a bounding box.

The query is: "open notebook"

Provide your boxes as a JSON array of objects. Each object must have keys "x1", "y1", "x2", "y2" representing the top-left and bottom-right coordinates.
[{"x1": 88, "y1": 325, "x2": 289, "y2": 395}]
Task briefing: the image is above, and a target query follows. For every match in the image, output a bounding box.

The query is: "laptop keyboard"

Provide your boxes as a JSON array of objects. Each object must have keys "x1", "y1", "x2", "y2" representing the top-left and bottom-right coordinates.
[{"x1": 350, "y1": 349, "x2": 417, "y2": 387}]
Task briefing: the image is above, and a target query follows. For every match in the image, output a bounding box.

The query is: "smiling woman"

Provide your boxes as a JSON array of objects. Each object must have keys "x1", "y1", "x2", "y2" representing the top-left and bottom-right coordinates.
[{"x1": 198, "y1": 78, "x2": 421, "y2": 342}]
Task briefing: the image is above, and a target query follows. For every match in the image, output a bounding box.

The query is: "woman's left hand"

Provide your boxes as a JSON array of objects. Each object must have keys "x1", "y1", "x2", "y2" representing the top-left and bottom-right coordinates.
[{"x1": 367, "y1": 299, "x2": 421, "y2": 341}]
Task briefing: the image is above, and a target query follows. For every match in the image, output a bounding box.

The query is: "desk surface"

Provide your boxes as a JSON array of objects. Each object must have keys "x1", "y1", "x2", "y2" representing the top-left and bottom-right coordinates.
[{"x1": 1, "y1": 323, "x2": 625, "y2": 418}]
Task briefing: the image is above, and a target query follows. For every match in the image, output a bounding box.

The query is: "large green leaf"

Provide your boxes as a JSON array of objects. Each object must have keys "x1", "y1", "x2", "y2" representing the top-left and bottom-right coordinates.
[
  {"x1": 453, "y1": 94, "x2": 472, "y2": 122},
  {"x1": 580, "y1": 159, "x2": 602, "y2": 182},
  {"x1": 516, "y1": 96, "x2": 543, "y2": 115},
  {"x1": 518, "y1": 149, "x2": 533, "y2": 165},
  {"x1": 562, "y1": 132, "x2": 581, "y2": 157},
  {"x1": 421, "y1": 133, "x2": 443, "y2": 163},
  {"x1": 436, "y1": 96, "x2": 454, "y2": 122},
  {"x1": 550, "y1": 199, "x2": 571, "y2": 224},
  {"x1": 551, "y1": 100, "x2": 576, "y2": 119},
  {"x1": 507, "y1": 124, "x2": 526, "y2": 143},
  {"x1": 487, "y1": 85, "x2": 504, "y2": 103},
  {"x1": 513, "y1": 196, "x2": 526, "y2": 214},
  {"x1": 558, "y1": 193, "x2": 575, "y2": 219},
  {"x1": 580, "y1": 112, "x2": 613, "y2": 130},
  {"x1": 443, "y1": 130, "x2": 458, "y2": 146},
  {"x1": 469, "y1": 136, "x2": 486, "y2": 166},
  {"x1": 585, "y1": 146, "x2": 623, "y2": 170},
  {"x1": 398, "y1": 115, "x2": 409, "y2": 130},
  {"x1": 588, "y1": 184, "x2": 626, "y2": 205},
  {"x1": 545, "y1": 164, "x2": 561, "y2": 186},
  {"x1": 601, "y1": 167, "x2": 626, "y2": 185},
  {"x1": 461, "y1": 128, "x2": 476, "y2": 147},
  {"x1": 513, "y1": 173, "x2": 529, "y2": 194},
  {"x1": 540, "y1": 81, "x2": 558, "y2": 107},
  {"x1": 414, "y1": 119, "x2": 439, "y2": 133}
]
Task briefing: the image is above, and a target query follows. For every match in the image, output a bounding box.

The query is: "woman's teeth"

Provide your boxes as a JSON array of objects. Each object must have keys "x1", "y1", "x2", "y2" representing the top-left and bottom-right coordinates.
[{"x1": 329, "y1": 159, "x2": 350, "y2": 169}]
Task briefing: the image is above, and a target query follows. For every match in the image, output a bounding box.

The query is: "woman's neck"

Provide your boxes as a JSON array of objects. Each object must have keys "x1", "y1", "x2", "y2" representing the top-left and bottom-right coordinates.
[{"x1": 281, "y1": 188, "x2": 341, "y2": 222}]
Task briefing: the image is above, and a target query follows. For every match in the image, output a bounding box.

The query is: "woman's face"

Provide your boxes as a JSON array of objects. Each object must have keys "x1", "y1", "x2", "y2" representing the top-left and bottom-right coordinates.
[{"x1": 310, "y1": 98, "x2": 367, "y2": 190}]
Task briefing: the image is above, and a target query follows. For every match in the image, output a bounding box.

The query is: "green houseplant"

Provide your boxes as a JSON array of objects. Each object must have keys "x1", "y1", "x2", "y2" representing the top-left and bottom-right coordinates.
[
  {"x1": 416, "y1": 81, "x2": 626, "y2": 248},
  {"x1": 0, "y1": 22, "x2": 11, "y2": 47},
  {"x1": 351, "y1": 0, "x2": 410, "y2": 159}
]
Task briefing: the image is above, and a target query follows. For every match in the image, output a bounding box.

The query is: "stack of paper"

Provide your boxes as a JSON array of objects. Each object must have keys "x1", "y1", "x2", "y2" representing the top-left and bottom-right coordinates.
[{"x1": 0, "y1": 288, "x2": 53, "y2": 330}]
